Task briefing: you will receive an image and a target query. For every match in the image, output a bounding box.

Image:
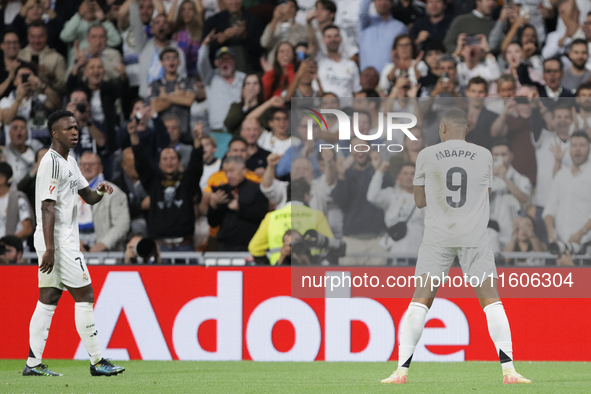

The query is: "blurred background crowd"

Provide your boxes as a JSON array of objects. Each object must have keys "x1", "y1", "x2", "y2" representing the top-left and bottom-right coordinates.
[{"x1": 0, "y1": 0, "x2": 590, "y2": 266}]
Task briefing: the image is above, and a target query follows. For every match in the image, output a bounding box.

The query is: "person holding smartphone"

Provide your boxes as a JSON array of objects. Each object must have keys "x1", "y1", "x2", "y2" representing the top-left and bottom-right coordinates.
[{"x1": 260, "y1": 0, "x2": 307, "y2": 65}]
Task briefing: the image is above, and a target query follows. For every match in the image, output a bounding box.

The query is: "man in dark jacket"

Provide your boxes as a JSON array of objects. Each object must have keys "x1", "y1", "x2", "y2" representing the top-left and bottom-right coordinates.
[
  {"x1": 207, "y1": 155, "x2": 268, "y2": 251},
  {"x1": 202, "y1": 0, "x2": 264, "y2": 73},
  {"x1": 129, "y1": 117, "x2": 203, "y2": 252}
]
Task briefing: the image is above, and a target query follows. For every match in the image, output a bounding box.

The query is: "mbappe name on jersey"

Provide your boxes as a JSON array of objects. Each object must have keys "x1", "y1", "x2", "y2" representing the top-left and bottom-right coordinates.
[{"x1": 435, "y1": 149, "x2": 477, "y2": 161}]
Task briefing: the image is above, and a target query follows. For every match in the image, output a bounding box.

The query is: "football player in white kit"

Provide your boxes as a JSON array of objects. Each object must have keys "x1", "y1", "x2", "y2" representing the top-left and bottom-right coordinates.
[
  {"x1": 23, "y1": 110, "x2": 125, "y2": 377},
  {"x1": 381, "y1": 108, "x2": 531, "y2": 385}
]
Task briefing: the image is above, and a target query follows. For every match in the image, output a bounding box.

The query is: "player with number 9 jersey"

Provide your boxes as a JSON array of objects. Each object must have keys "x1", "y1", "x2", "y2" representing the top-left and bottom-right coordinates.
[{"x1": 413, "y1": 139, "x2": 493, "y2": 248}]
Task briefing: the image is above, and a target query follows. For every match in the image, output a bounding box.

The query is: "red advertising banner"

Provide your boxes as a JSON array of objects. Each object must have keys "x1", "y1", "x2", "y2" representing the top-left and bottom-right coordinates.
[{"x1": 1, "y1": 266, "x2": 590, "y2": 362}]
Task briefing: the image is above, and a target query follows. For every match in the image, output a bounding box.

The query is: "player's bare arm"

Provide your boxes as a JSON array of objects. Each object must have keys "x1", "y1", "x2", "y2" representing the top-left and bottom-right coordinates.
[
  {"x1": 78, "y1": 183, "x2": 113, "y2": 206},
  {"x1": 414, "y1": 185, "x2": 426, "y2": 209},
  {"x1": 39, "y1": 199, "x2": 56, "y2": 274}
]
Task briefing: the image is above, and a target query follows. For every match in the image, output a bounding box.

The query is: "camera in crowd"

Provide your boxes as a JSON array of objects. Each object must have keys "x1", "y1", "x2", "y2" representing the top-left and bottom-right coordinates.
[
  {"x1": 291, "y1": 229, "x2": 346, "y2": 265},
  {"x1": 548, "y1": 241, "x2": 587, "y2": 257}
]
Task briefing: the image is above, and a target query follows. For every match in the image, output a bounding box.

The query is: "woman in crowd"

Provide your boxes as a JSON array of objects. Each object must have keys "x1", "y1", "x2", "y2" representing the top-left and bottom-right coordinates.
[
  {"x1": 169, "y1": 0, "x2": 203, "y2": 77},
  {"x1": 379, "y1": 34, "x2": 422, "y2": 95},
  {"x1": 262, "y1": 41, "x2": 296, "y2": 100},
  {"x1": 503, "y1": 215, "x2": 546, "y2": 266}
]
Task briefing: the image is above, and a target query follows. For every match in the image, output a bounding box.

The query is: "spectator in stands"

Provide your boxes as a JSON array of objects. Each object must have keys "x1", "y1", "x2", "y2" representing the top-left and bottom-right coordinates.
[
  {"x1": 113, "y1": 147, "x2": 148, "y2": 236},
  {"x1": 530, "y1": 103, "x2": 574, "y2": 243},
  {"x1": 509, "y1": 24, "x2": 543, "y2": 73},
  {"x1": 544, "y1": 132, "x2": 591, "y2": 247},
  {"x1": 284, "y1": 58, "x2": 322, "y2": 103},
  {"x1": 78, "y1": 152, "x2": 130, "y2": 252},
  {"x1": 0, "y1": 162, "x2": 33, "y2": 241},
  {"x1": 488, "y1": 3, "x2": 528, "y2": 55},
  {"x1": 202, "y1": 0, "x2": 264, "y2": 73},
  {"x1": 198, "y1": 32, "x2": 246, "y2": 132},
  {"x1": 502, "y1": 42, "x2": 543, "y2": 89},
  {"x1": 207, "y1": 155, "x2": 268, "y2": 251},
  {"x1": 561, "y1": 39, "x2": 591, "y2": 93},
  {"x1": 129, "y1": 111, "x2": 204, "y2": 252},
  {"x1": 388, "y1": 126, "x2": 425, "y2": 180},
  {"x1": 225, "y1": 73, "x2": 271, "y2": 136},
  {"x1": 118, "y1": 99, "x2": 171, "y2": 170},
  {"x1": 0, "y1": 65, "x2": 60, "y2": 142},
  {"x1": 260, "y1": 0, "x2": 307, "y2": 65},
  {"x1": 415, "y1": 40, "x2": 445, "y2": 91},
  {"x1": 67, "y1": 25, "x2": 123, "y2": 81},
  {"x1": 262, "y1": 42, "x2": 296, "y2": 100},
  {"x1": 67, "y1": 57, "x2": 128, "y2": 163},
  {"x1": 541, "y1": 0, "x2": 582, "y2": 60},
  {"x1": 358, "y1": 0, "x2": 407, "y2": 73},
  {"x1": 3, "y1": 117, "x2": 35, "y2": 184},
  {"x1": 490, "y1": 141, "x2": 532, "y2": 248},
  {"x1": 503, "y1": 215, "x2": 546, "y2": 266},
  {"x1": 419, "y1": 54, "x2": 460, "y2": 98},
  {"x1": 581, "y1": 11, "x2": 591, "y2": 69},
  {"x1": 367, "y1": 157, "x2": 424, "y2": 260},
  {"x1": 240, "y1": 118, "x2": 270, "y2": 176},
  {"x1": 391, "y1": 0, "x2": 426, "y2": 28},
  {"x1": 574, "y1": 82, "x2": 591, "y2": 133},
  {"x1": 10, "y1": 0, "x2": 62, "y2": 50},
  {"x1": 200, "y1": 135, "x2": 222, "y2": 190},
  {"x1": 190, "y1": 76, "x2": 210, "y2": 134},
  {"x1": 163, "y1": 114, "x2": 194, "y2": 170},
  {"x1": 379, "y1": 34, "x2": 421, "y2": 95},
  {"x1": 315, "y1": 25, "x2": 361, "y2": 97},
  {"x1": 65, "y1": 88, "x2": 106, "y2": 161},
  {"x1": 0, "y1": 235, "x2": 24, "y2": 264},
  {"x1": 360, "y1": 67, "x2": 380, "y2": 91},
  {"x1": 130, "y1": 7, "x2": 187, "y2": 98},
  {"x1": 149, "y1": 47, "x2": 196, "y2": 141},
  {"x1": 328, "y1": 138, "x2": 390, "y2": 265},
  {"x1": 18, "y1": 147, "x2": 48, "y2": 215},
  {"x1": 465, "y1": 77, "x2": 500, "y2": 150},
  {"x1": 444, "y1": 0, "x2": 496, "y2": 54},
  {"x1": 169, "y1": 0, "x2": 203, "y2": 77},
  {"x1": 491, "y1": 81, "x2": 537, "y2": 185},
  {"x1": 0, "y1": 29, "x2": 22, "y2": 99},
  {"x1": 60, "y1": 0, "x2": 122, "y2": 63},
  {"x1": 514, "y1": 0, "x2": 554, "y2": 45},
  {"x1": 454, "y1": 34, "x2": 501, "y2": 89},
  {"x1": 410, "y1": 0, "x2": 453, "y2": 49},
  {"x1": 257, "y1": 107, "x2": 298, "y2": 155},
  {"x1": 249, "y1": 178, "x2": 333, "y2": 265},
  {"x1": 518, "y1": 57, "x2": 574, "y2": 99},
  {"x1": 306, "y1": 0, "x2": 358, "y2": 62},
  {"x1": 18, "y1": 21, "x2": 66, "y2": 94},
  {"x1": 276, "y1": 114, "x2": 323, "y2": 178}
]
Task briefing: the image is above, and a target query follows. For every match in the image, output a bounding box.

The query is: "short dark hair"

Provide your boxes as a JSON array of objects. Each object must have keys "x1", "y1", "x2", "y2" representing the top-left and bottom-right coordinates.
[
  {"x1": 576, "y1": 81, "x2": 591, "y2": 96},
  {"x1": 47, "y1": 110, "x2": 75, "y2": 134},
  {"x1": 571, "y1": 38, "x2": 588, "y2": 50},
  {"x1": 159, "y1": 46, "x2": 179, "y2": 61},
  {"x1": 229, "y1": 136, "x2": 248, "y2": 149},
  {"x1": 290, "y1": 178, "x2": 311, "y2": 203},
  {"x1": 27, "y1": 20, "x2": 47, "y2": 33},
  {"x1": 467, "y1": 76, "x2": 488, "y2": 93},
  {"x1": 0, "y1": 235, "x2": 23, "y2": 255},
  {"x1": 1, "y1": 28, "x2": 19, "y2": 43},
  {"x1": 571, "y1": 131, "x2": 591, "y2": 142},
  {"x1": 270, "y1": 107, "x2": 288, "y2": 119},
  {"x1": 400, "y1": 162, "x2": 416, "y2": 169},
  {"x1": 491, "y1": 140, "x2": 512, "y2": 152},
  {"x1": 322, "y1": 24, "x2": 339, "y2": 35},
  {"x1": 158, "y1": 147, "x2": 182, "y2": 162},
  {"x1": 543, "y1": 57, "x2": 563, "y2": 71},
  {"x1": 359, "y1": 89, "x2": 379, "y2": 98},
  {"x1": 0, "y1": 163, "x2": 13, "y2": 185},
  {"x1": 552, "y1": 103, "x2": 573, "y2": 115},
  {"x1": 424, "y1": 40, "x2": 446, "y2": 54},
  {"x1": 128, "y1": 97, "x2": 145, "y2": 118},
  {"x1": 316, "y1": 0, "x2": 336, "y2": 15},
  {"x1": 69, "y1": 88, "x2": 88, "y2": 100},
  {"x1": 11, "y1": 116, "x2": 27, "y2": 126}
]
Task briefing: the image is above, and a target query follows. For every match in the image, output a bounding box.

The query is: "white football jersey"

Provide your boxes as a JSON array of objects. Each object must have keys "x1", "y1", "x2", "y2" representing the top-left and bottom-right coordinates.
[
  {"x1": 414, "y1": 139, "x2": 493, "y2": 247},
  {"x1": 34, "y1": 149, "x2": 89, "y2": 252}
]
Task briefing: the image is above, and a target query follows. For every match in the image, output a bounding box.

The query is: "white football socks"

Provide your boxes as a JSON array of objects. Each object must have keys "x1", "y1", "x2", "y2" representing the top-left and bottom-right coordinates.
[
  {"x1": 27, "y1": 301, "x2": 57, "y2": 367},
  {"x1": 74, "y1": 302, "x2": 102, "y2": 365},
  {"x1": 483, "y1": 301, "x2": 514, "y2": 371},
  {"x1": 398, "y1": 302, "x2": 429, "y2": 370}
]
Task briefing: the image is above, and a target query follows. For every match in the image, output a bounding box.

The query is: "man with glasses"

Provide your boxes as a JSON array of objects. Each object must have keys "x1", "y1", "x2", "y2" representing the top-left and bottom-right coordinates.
[
  {"x1": 518, "y1": 57, "x2": 574, "y2": 99},
  {"x1": 258, "y1": 108, "x2": 296, "y2": 155},
  {"x1": 0, "y1": 29, "x2": 25, "y2": 99}
]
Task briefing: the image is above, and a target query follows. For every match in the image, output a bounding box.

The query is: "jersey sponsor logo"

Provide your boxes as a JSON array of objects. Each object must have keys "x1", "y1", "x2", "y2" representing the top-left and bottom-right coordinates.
[{"x1": 49, "y1": 185, "x2": 56, "y2": 194}]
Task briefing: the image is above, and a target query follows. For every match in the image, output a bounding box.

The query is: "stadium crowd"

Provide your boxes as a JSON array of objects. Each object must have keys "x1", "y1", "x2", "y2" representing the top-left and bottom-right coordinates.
[{"x1": 0, "y1": 0, "x2": 590, "y2": 266}]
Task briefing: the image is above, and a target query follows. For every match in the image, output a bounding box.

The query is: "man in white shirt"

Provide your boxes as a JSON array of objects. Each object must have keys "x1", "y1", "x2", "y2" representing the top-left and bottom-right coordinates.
[
  {"x1": 489, "y1": 142, "x2": 531, "y2": 248},
  {"x1": 306, "y1": 0, "x2": 358, "y2": 61},
  {"x1": 453, "y1": 34, "x2": 501, "y2": 90},
  {"x1": 382, "y1": 108, "x2": 530, "y2": 385},
  {"x1": 257, "y1": 108, "x2": 298, "y2": 155},
  {"x1": 315, "y1": 25, "x2": 361, "y2": 97},
  {"x1": 544, "y1": 131, "x2": 591, "y2": 249},
  {"x1": 3, "y1": 117, "x2": 35, "y2": 184}
]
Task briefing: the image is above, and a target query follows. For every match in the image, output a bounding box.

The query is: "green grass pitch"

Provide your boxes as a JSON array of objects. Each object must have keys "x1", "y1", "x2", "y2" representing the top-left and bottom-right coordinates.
[{"x1": 2, "y1": 360, "x2": 590, "y2": 393}]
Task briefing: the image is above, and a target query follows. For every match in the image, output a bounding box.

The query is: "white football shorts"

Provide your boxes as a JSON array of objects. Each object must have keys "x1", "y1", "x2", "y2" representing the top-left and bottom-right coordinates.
[
  {"x1": 415, "y1": 242, "x2": 498, "y2": 283},
  {"x1": 37, "y1": 248, "x2": 92, "y2": 290}
]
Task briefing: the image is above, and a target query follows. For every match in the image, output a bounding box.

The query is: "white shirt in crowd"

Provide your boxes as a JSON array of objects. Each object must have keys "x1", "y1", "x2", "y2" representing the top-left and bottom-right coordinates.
[
  {"x1": 414, "y1": 139, "x2": 493, "y2": 248},
  {"x1": 543, "y1": 160, "x2": 591, "y2": 244},
  {"x1": 367, "y1": 171, "x2": 424, "y2": 255},
  {"x1": 490, "y1": 166, "x2": 532, "y2": 248},
  {"x1": 531, "y1": 129, "x2": 571, "y2": 207},
  {"x1": 0, "y1": 193, "x2": 30, "y2": 238},
  {"x1": 456, "y1": 57, "x2": 502, "y2": 89},
  {"x1": 3, "y1": 146, "x2": 35, "y2": 185},
  {"x1": 257, "y1": 131, "x2": 300, "y2": 155},
  {"x1": 315, "y1": 54, "x2": 361, "y2": 97},
  {"x1": 200, "y1": 159, "x2": 222, "y2": 191}
]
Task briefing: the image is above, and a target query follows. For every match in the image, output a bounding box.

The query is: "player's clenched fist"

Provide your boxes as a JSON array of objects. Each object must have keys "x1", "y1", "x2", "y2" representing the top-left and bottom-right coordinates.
[{"x1": 40, "y1": 249, "x2": 55, "y2": 274}]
